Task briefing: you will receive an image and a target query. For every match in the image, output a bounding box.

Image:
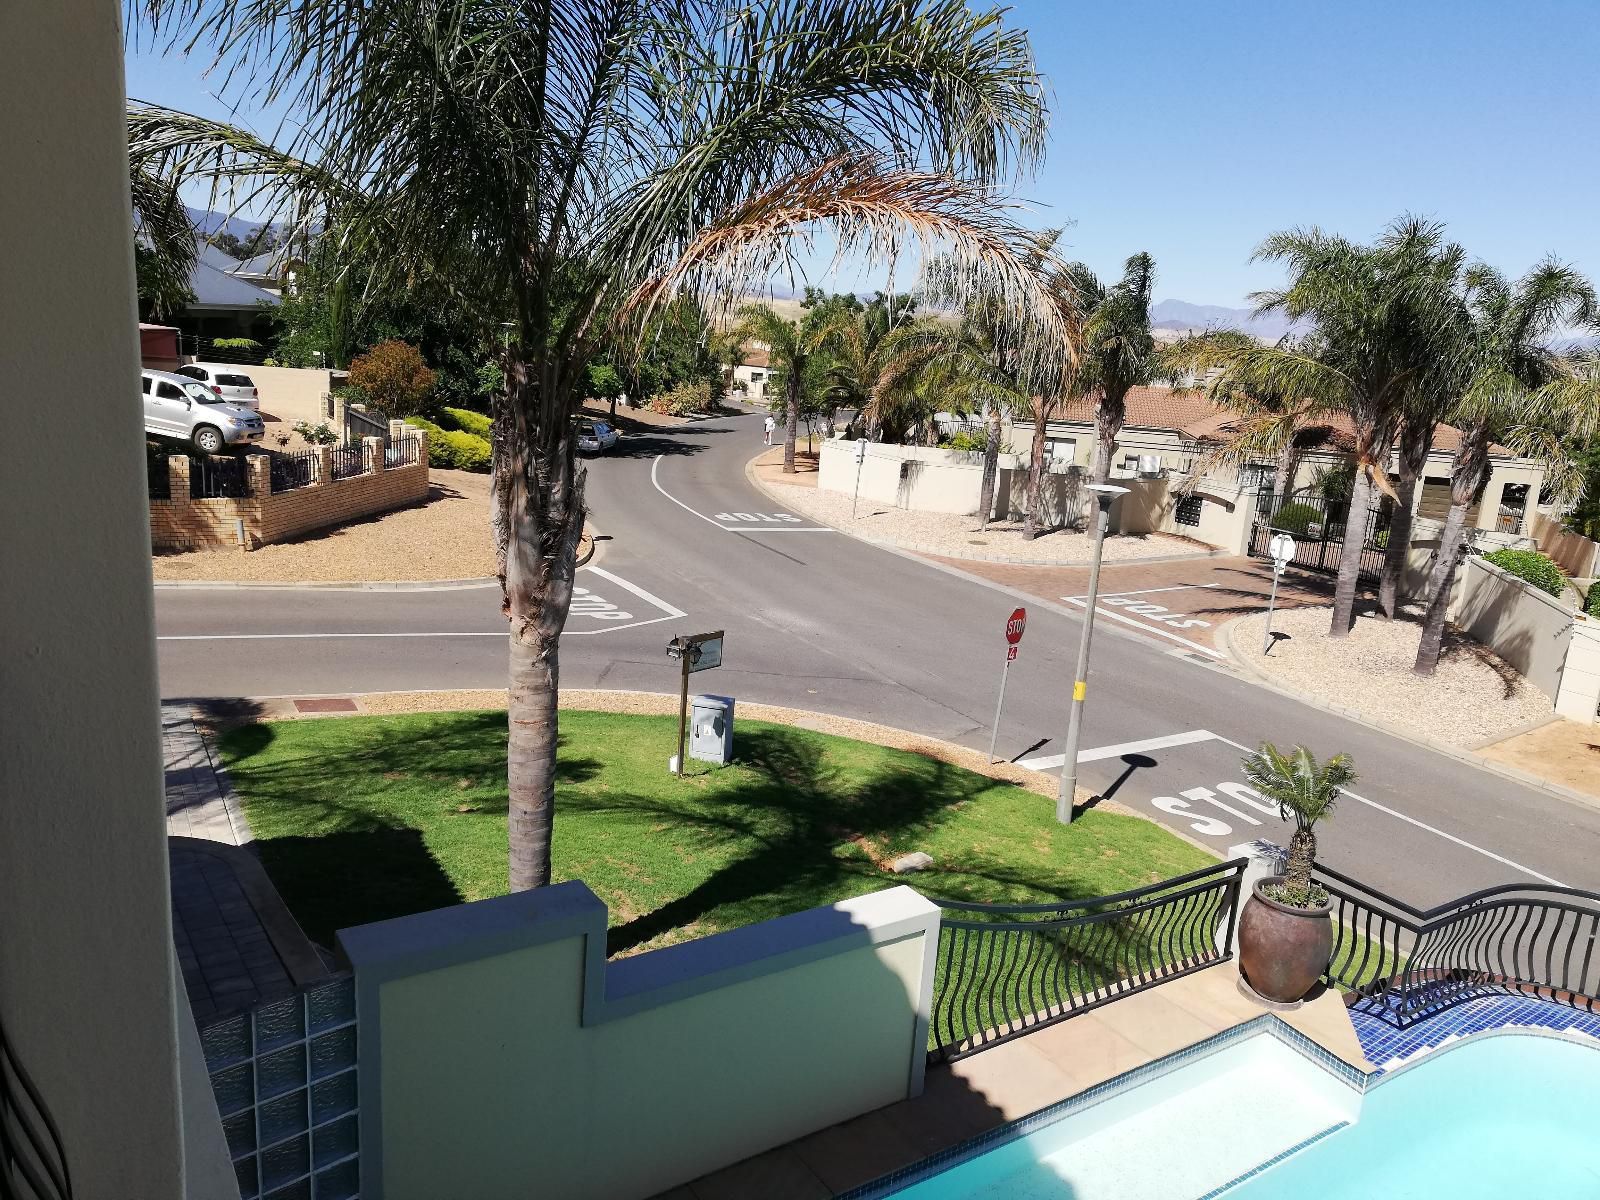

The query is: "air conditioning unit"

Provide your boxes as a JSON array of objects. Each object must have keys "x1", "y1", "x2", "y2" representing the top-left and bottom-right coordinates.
[{"x1": 1136, "y1": 455, "x2": 1163, "y2": 478}]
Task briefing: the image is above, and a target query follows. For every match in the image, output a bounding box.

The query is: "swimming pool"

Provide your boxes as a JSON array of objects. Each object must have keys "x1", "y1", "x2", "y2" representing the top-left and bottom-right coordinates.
[{"x1": 847, "y1": 1020, "x2": 1600, "y2": 1199}]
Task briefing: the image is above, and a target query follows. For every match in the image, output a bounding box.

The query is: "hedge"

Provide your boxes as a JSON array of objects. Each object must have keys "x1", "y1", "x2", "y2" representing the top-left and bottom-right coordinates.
[
  {"x1": 438, "y1": 407, "x2": 492, "y2": 439},
  {"x1": 406, "y1": 417, "x2": 489, "y2": 473},
  {"x1": 1270, "y1": 502, "x2": 1322, "y2": 537},
  {"x1": 1587, "y1": 580, "x2": 1600, "y2": 618},
  {"x1": 1482, "y1": 548, "x2": 1566, "y2": 598}
]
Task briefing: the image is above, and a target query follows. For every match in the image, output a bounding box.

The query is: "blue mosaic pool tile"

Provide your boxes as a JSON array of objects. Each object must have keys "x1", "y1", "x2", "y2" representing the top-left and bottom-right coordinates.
[
  {"x1": 1197, "y1": 1121, "x2": 1348, "y2": 1199},
  {"x1": 1350, "y1": 992, "x2": 1600, "y2": 1071}
]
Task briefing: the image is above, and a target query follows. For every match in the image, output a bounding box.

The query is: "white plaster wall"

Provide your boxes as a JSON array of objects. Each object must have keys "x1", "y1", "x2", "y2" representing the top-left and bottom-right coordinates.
[{"x1": 0, "y1": 1, "x2": 223, "y2": 1194}]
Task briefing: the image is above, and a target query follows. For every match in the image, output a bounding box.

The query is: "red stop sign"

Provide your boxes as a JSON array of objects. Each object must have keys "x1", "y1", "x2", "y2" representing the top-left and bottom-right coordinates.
[{"x1": 1005, "y1": 607, "x2": 1027, "y2": 645}]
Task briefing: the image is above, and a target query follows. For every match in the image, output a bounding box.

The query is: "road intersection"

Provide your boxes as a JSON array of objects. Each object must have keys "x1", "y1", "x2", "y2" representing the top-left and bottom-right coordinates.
[{"x1": 155, "y1": 409, "x2": 1600, "y2": 904}]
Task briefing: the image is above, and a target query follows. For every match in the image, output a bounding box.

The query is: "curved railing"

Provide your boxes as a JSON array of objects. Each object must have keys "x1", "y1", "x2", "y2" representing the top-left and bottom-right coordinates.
[
  {"x1": 927, "y1": 859, "x2": 1246, "y2": 1063},
  {"x1": 1315, "y1": 863, "x2": 1600, "y2": 1026},
  {"x1": 1, "y1": 1015, "x2": 72, "y2": 1200}
]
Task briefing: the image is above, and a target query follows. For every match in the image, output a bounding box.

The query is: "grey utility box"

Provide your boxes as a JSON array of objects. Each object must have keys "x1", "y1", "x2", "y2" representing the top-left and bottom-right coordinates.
[{"x1": 689, "y1": 694, "x2": 735, "y2": 765}]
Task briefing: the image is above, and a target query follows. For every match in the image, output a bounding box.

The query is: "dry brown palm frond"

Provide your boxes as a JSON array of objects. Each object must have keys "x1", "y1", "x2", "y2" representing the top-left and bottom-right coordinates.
[{"x1": 622, "y1": 153, "x2": 1068, "y2": 363}]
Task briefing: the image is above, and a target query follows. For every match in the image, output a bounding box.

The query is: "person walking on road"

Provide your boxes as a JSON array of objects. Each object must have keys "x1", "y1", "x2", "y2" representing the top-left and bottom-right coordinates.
[{"x1": 763, "y1": 414, "x2": 775, "y2": 447}]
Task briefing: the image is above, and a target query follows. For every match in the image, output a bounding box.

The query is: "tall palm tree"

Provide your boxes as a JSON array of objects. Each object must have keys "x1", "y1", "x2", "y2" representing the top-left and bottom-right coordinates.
[
  {"x1": 733, "y1": 303, "x2": 828, "y2": 470},
  {"x1": 811, "y1": 296, "x2": 947, "y2": 448},
  {"x1": 1082, "y1": 252, "x2": 1163, "y2": 484},
  {"x1": 1241, "y1": 744, "x2": 1354, "y2": 902},
  {"x1": 140, "y1": 0, "x2": 1061, "y2": 889},
  {"x1": 1413, "y1": 263, "x2": 1599, "y2": 676},
  {"x1": 1195, "y1": 218, "x2": 1464, "y2": 637}
]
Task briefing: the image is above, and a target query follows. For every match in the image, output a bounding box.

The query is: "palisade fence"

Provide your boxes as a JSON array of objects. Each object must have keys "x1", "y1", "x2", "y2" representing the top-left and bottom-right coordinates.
[
  {"x1": 330, "y1": 447, "x2": 365, "y2": 481},
  {"x1": 269, "y1": 449, "x2": 321, "y2": 494},
  {"x1": 1249, "y1": 486, "x2": 1387, "y2": 582},
  {"x1": 147, "y1": 453, "x2": 170, "y2": 501},
  {"x1": 384, "y1": 434, "x2": 421, "y2": 469},
  {"x1": 1315, "y1": 862, "x2": 1600, "y2": 1026},
  {"x1": 1, "y1": 1014, "x2": 72, "y2": 1200},
  {"x1": 927, "y1": 860, "x2": 1246, "y2": 1064},
  {"x1": 189, "y1": 455, "x2": 251, "y2": 500}
]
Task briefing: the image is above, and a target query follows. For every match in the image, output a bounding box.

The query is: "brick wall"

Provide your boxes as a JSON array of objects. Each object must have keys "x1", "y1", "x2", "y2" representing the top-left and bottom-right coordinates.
[{"x1": 150, "y1": 429, "x2": 430, "y2": 551}]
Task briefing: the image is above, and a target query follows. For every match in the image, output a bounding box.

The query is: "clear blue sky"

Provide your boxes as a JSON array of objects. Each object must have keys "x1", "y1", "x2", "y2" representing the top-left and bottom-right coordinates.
[{"x1": 125, "y1": 0, "x2": 1600, "y2": 307}]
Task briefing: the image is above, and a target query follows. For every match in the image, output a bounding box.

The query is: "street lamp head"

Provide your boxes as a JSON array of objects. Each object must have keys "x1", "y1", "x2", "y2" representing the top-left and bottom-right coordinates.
[{"x1": 1085, "y1": 484, "x2": 1130, "y2": 497}]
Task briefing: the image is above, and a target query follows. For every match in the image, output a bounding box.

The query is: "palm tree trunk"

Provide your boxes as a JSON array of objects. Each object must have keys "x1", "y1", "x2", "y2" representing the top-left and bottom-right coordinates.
[
  {"x1": 1328, "y1": 468, "x2": 1375, "y2": 637},
  {"x1": 1022, "y1": 404, "x2": 1047, "y2": 540},
  {"x1": 783, "y1": 378, "x2": 799, "y2": 473},
  {"x1": 1379, "y1": 419, "x2": 1432, "y2": 618},
  {"x1": 1272, "y1": 438, "x2": 1298, "y2": 499},
  {"x1": 1413, "y1": 441, "x2": 1488, "y2": 676},
  {"x1": 1285, "y1": 827, "x2": 1316, "y2": 893},
  {"x1": 1091, "y1": 391, "x2": 1125, "y2": 485},
  {"x1": 976, "y1": 406, "x2": 1002, "y2": 529}
]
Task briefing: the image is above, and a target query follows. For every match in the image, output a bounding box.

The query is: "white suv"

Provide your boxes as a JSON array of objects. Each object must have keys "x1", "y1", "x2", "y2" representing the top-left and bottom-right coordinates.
[
  {"x1": 175, "y1": 362, "x2": 261, "y2": 409},
  {"x1": 142, "y1": 370, "x2": 265, "y2": 454}
]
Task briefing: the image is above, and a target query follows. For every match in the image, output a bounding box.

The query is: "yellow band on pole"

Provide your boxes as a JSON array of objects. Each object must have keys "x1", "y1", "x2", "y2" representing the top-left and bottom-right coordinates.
[{"x1": 1073, "y1": 681, "x2": 1087, "y2": 701}]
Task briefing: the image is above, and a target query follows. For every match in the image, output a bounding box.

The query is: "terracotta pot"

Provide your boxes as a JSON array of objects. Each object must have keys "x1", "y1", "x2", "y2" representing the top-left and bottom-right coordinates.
[{"x1": 1237, "y1": 876, "x2": 1333, "y2": 1004}]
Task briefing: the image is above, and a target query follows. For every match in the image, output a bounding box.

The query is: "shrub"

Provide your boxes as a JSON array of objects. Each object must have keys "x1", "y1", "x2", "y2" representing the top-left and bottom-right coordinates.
[
  {"x1": 348, "y1": 339, "x2": 437, "y2": 417},
  {"x1": 940, "y1": 428, "x2": 988, "y2": 452},
  {"x1": 291, "y1": 421, "x2": 340, "y2": 446},
  {"x1": 438, "y1": 407, "x2": 493, "y2": 439},
  {"x1": 1482, "y1": 548, "x2": 1566, "y2": 597},
  {"x1": 211, "y1": 337, "x2": 262, "y2": 351},
  {"x1": 647, "y1": 380, "x2": 713, "y2": 416},
  {"x1": 1373, "y1": 528, "x2": 1389, "y2": 550},
  {"x1": 1586, "y1": 580, "x2": 1600, "y2": 618},
  {"x1": 406, "y1": 417, "x2": 490, "y2": 472},
  {"x1": 1270, "y1": 502, "x2": 1322, "y2": 537}
]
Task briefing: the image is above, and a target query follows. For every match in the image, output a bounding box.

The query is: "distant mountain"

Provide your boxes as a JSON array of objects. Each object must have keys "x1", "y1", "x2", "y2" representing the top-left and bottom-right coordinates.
[{"x1": 1150, "y1": 299, "x2": 1305, "y2": 342}]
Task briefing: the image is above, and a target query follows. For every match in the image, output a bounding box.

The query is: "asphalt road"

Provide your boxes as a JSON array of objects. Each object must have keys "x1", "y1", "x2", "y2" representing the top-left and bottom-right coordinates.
[{"x1": 156, "y1": 409, "x2": 1600, "y2": 905}]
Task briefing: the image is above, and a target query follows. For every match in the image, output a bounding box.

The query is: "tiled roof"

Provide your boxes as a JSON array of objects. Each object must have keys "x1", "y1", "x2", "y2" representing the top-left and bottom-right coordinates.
[{"x1": 736, "y1": 347, "x2": 771, "y2": 368}]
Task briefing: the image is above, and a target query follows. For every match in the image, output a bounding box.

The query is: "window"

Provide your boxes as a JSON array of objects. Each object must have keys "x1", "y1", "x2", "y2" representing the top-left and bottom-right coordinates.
[
  {"x1": 749, "y1": 371, "x2": 764, "y2": 382},
  {"x1": 1044, "y1": 437, "x2": 1075, "y2": 464},
  {"x1": 1122, "y1": 454, "x2": 1139, "y2": 472},
  {"x1": 1175, "y1": 494, "x2": 1203, "y2": 527},
  {"x1": 141, "y1": 376, "x2": 151, "y2": 394},
  {"x1": 156, "y1": 381, "x2": 185, "y2": 400},
  {"x1": 216, "y1": 374, "x2": 254, "y2": 388},
  {"x1": 176, "y1": 366, "x2": 204, "y2": 380}
]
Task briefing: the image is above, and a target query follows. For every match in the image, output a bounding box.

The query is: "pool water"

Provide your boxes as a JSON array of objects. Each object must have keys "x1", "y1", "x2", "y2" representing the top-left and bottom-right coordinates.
[
  {"x1": 855, "y1": 1025, "x2": 1600, "y2": 1200},
  {"x1": 1228, "y1": 1033, "x2": 1600, "y2": 1198}
]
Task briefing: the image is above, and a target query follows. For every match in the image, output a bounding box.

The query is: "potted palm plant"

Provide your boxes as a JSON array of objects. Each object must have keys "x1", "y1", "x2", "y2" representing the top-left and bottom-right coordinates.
[{"x1": 1236, "y1": 743, "x2": 1355, "y2": 1004}]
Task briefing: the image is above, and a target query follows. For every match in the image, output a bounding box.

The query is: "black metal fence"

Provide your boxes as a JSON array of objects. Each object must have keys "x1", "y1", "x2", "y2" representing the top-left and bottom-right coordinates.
[
  {"x1": 2, "y1": 1014, "x2": 73, "y2": 1199},
  {"x1": 269, "y1": 449, "x2": 320, "y2": 493},
  {"x1": 1315, "y1": 862, "x2": 1600, "y2": 1026},
  {"x1": 927, "y1": 859, "x2": 1246, "y2": 1063},
  {"x1": 330, "y1": 447, "x2": 364, "y2": 481},
  {"x1": 189, "y1": 455, "x2": 250, "y2": 500},
  {"x1": 1248, "y1": 487, "x2": 1387, "y2": 582},
  {"x1": 385, "y1": 433, "x2": 421, "y2": 468},
  {"x1": 147, "y1": 453, "x2": 170, "y2": 501}
]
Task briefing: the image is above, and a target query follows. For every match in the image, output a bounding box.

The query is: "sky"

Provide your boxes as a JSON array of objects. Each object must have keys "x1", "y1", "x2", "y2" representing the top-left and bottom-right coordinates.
[{"x1": 125, "y1": 0, "x2": 1600, "y2": 308}]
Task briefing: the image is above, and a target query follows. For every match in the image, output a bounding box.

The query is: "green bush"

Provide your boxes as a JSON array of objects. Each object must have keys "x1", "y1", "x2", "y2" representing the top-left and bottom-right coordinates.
[
  {"x1": 647, "y1": 380, "x2": 713, "y2": 416},
  {"x1": 1270, "y1": 502, "x2": 1322, "y2": 537},
  {"x1": 438, "y1": 407, "x2": 493, "y2": 439},
  {"x1": 1586, "y1": 580, "x2": 1600, "y2": 618},
  {"x1": 1373, "y1": 528, "x2": 1390, "y2": 550},
  {"x1": 406, "y1": 417, "x2": 490, "y2": 472},
  {"x1": 940, "y1": 428, "x2": 989, "y2": 452},
  {"x1": 1482, "y1": 548, "x2": 1566, "y2": 598},
  {"x1": 211, "y1": 337, "x2": 262, "y2": 351}
]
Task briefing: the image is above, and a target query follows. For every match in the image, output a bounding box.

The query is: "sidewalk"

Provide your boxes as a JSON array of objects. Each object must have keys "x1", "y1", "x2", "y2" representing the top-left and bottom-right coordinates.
[{"x1": 929, "y1": 554, "x2": 1335, "y2": 653}]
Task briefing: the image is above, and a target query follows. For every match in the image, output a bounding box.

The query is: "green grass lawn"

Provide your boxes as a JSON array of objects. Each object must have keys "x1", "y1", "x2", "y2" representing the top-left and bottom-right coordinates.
[{"x1": 222, "y1": 710, "x2": 1214, "y2": 956}]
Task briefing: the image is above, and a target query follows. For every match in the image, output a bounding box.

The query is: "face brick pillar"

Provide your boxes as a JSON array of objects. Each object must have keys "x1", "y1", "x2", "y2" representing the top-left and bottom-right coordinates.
[
  {"x1": 167, "y1": 454, "x2": 190, "y2": 499},
  {"x1": 246, "y1": 452, "x2": 272, "y2": 497},
  {"x1": 316, "y1": 445, "x2": 334, "y2": 486},
  {"x1": 363, "y1": 435, "x2": 385, "y2": 473}
]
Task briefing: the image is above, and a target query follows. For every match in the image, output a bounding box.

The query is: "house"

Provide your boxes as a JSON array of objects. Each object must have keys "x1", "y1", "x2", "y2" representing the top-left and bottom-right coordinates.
[
  {"x1": 169, "y1": 243, "x2": 281, "y2": 347},
  {"x1": 227, "y1": 248, "x2": 305, "y2": 297},
  {"x1": 1040, "y1": 386, "x2": 1548, "y2": 537},
  {"x1": 729, "y1": 344, "x2": 772, "y2": 400}
]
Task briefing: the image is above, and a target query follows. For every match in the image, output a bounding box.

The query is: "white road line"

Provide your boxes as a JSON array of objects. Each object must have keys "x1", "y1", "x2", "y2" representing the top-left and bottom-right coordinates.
[
  {"x1": 1207, "y1": 732, "x2": 1567, "y2": 887},
  {"x1": 1092, "y1": 584, "x2": 1219, "y2": 598},
  {"x1": 564, "y1": 565, "x2": 686, "y2": 636},
  {"x1": 1061, "y1": 597, "x2": 1224, "y2": 658},
  {"x1": 650, "y1": 454, "x2": 832, "y2": 533},
  {"x1": 1017, "y1": 728, "x2": 1216, "y2": 771}
]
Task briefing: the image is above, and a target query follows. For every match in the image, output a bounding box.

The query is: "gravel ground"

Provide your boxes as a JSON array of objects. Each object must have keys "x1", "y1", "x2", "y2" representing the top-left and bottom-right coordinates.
[
  {"x1": 1479, "y1": 719, "x2": 1600, "y2": 799},
  {"x1": 151, "y1": 468, "x2": 497, "y2": 582},
  {"x1": 1230, "y1": 604, "x2": 1552, "y2": 747},
  {"x1": 760, "y1": 479, "x2": 1205, "y2": 564}
]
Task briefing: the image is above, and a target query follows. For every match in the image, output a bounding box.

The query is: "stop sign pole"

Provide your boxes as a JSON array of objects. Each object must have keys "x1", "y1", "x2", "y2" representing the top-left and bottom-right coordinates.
[{"x1": 987, "y1": 607, "x2": 1027, "y2": 763}]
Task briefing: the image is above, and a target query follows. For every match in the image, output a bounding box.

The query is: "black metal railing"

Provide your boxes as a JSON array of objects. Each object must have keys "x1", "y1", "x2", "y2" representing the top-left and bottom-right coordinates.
[
  {"x1": 189, "y1": 455, "x2": 250, "y2": 500},
  {"x1": 385, "y1": 433, "x2": 421, "y2": 468},
  {"x1": 2, "y1": 1015, "x2": 73, "y2": 1199},
  {"x1": 928, "y1": 859, "x2": 1247, "y2": 1063},
  {"x1": 147, "y1": 453, "x2": 170, "y2": 501},
  {"x1": 330, "y1": 446, "x2": 365, "y2": 480},
  {"x1": 1249, "y1": 486, "x2": 1387, "y2": 582},
  {"x1": 268, "y1": 449, "x2": 319, "y2": 493},
  {"x1": 1316, "y1": 862, "x2": 1600, "y2": 1026}
]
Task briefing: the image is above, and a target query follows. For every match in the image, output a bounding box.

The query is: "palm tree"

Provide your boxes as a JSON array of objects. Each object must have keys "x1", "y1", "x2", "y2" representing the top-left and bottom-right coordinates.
[
  {"x1": 1413, "y1": 263, "x2": 1599, "y2": 676},
  {"x1": 811, "y1": 295, "x2": 947, "y2": 448},
  {"x1": 1196, "y1": 218, "x2": 1464, "y2": 637},
  {"x1": 1082, "y1": 252, "x2": 1163, "y2": 484},
  {"x1": 1240, "y1": 743, "x2": 1355, "y2": 902},
  {"x1": 139, "y1": 0, "x2": 1062, "y2": 890},
  {"x1": 733, "y1": 304, "x2": 829, "y2": 471}
]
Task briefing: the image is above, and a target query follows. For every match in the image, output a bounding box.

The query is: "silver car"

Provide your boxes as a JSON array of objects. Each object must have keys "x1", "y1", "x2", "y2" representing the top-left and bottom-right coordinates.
[
  {"x1": 142, "y1": 369, "x2": 265, "y2": 454},
  {"x1": 175, "y1": 362, "x2": 261, "y2": 409}
]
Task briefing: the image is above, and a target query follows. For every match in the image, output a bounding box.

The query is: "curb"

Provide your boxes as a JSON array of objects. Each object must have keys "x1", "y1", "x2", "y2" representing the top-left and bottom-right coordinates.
[
  {"x1": 154, "y1": 576, "x2": 498, "y2": 592},
  {"x1": 1214, "y1": 614, "x2": 1600, "y2": 815},
  {"x1": 744, "y1": 454, "x2": 1220, "y2": 568}
]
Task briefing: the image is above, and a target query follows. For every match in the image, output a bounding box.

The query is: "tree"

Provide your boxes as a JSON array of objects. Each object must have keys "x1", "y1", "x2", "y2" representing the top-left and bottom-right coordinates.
[
  {"x1": 1082, "y1": 252, "x2": 1163, "y2": 485},
  {"x1": 1240, "y1": 744, "x2": 1354, "y2": 903},
  {"x1": 584, "y1": 363, "x2": 625, "y2": 421},
  {"x1": 128, "y1": 138, "x2": 197, "y2": 318},
  {"x1": 347, "y1": 339, "x2": 437, "y2": 417},
  {"x1": 1193, "y1": 218, "x2": 1465, "y2": 637},
  {"x1": 734, "y1": 304, "x2": 830, "y2": 470},
  {"x1": 141, "y1": 0, "x2": 1062, "y2": 892},
  {"x1": 811, "y1": 294, "x2": 949, "y2": 446},
  {"x1": 1413, "y1": 264, "x2": 1599, "y2": 676},
  {"x1": 211, "y1": 223, "x2": 279, "y2": 261}
]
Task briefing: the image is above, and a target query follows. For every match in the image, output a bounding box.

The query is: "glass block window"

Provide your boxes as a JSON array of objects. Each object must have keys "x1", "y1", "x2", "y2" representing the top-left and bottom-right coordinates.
[
  {"x1": 202, "y1": 975, "x2": 360, "y2": 1199},
  {"x1": 1175, "y1": 494, "x2": 1204, "y2": 527}
]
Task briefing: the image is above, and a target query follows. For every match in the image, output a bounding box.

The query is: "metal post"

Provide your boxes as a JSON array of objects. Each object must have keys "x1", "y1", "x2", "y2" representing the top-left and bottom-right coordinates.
[
  {"x1": 987, "y1": 654, "x2": 1013, "y2": 764},
  {"x1": 1263, "y1": 566, "x2": 1282, "y2": 655},
  {"x1": 674, "y1": 653, "x2": 690, "y2": 776},
  {"x1": 1057, "y1": 485, "x2": 1127, "y2": 823},
  {"x1": 851, "y1": 451, "x2": 865, "y2": 520}
]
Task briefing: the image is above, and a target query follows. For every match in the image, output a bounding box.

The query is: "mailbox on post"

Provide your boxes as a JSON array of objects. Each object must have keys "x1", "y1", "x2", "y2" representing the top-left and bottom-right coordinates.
[{"x1": 666, "y1": 630, "x2": 727, "y2": 774}]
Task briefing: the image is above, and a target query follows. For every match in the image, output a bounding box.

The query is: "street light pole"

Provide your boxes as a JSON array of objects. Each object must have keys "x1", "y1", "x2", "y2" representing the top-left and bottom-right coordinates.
[{"x1": 1057, "y1": 483, "x2": 1130, "y2": 824}]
